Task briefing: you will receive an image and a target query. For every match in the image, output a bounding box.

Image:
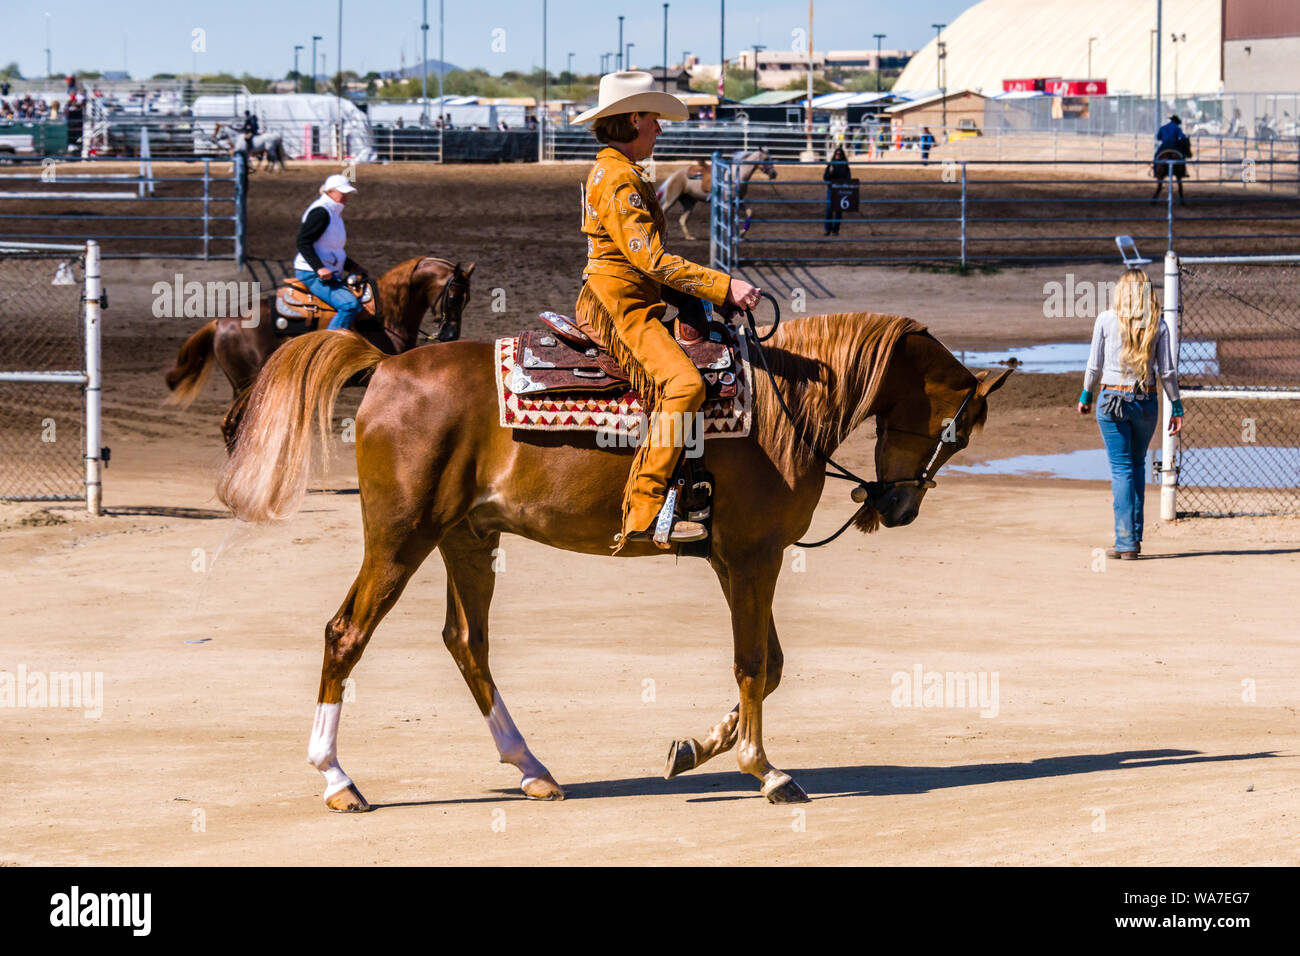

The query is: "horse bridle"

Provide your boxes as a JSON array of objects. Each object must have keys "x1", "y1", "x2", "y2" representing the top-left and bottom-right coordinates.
[
  {"x1": 741, "y1": 294, "x2": 977, "y2": 547},
  {"x1": 416, "y1": 259, "x2": 468, "y2": 340}
]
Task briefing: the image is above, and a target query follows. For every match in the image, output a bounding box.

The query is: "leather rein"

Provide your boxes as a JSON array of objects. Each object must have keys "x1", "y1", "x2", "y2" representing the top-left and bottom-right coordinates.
[
  {"x1": 415, "y1": 258, "x2": 467, "y2": 341},
  {"x1": 739, "y1": 293, "x2": 975, "y2": 548}
]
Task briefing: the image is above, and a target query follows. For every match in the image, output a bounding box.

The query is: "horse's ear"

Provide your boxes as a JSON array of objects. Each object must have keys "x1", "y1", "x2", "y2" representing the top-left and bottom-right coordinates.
[
  {"x1": 463, "y1": 261, "x2": 476, "y2": 277},
  {"x1": 975, "y1": 367, "x2": 1014, "y2": 397}
]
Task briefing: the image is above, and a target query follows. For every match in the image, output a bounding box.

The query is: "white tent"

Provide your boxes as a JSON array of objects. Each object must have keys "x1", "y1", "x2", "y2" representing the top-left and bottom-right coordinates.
[
  {"x1": 367, "y1": 98, "x2": 528, "y2": 129},
  {"x1": 192, "y1": 93, "x2": 375, "y2": 162}
]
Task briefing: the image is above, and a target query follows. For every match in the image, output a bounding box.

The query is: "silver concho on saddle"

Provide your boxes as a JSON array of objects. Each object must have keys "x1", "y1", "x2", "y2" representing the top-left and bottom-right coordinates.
[{"x1": 510, "y1": 301, "x2": 739, "y2": 398}]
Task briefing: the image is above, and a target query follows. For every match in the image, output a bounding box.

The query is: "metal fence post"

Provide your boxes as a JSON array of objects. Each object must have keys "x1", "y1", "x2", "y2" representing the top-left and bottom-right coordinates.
[
  {"x1": 83, "y1": 240, "x2": 103, "y2": 517},
  {"x1": 202, "y1": 158, "x2": 211, "y2": 261},
  {"x1": 709, "y1": 150, "x2": 719, "y2": 270},
  {"x1": 1166, "y1": 159, "x2": 1175, "y2": 252},
  {"x1": 1160, "y1": 249, "x2": 1180, "y2": 521},
  {"x1": 960, "y1": 161, "x2": 968, "y2": 268},
  {"x1": 233, "y1": 153, "x2": 247, "y2": 268}
]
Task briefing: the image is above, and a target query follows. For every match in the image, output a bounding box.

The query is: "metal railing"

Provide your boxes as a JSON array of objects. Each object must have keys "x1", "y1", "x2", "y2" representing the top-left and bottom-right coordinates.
[
  {"x1": 709, "y1": 154, "x2": 1300, "y2": 269},
  {"x1": 0, "y1": 154, "x2": 246, "y2": 262}
]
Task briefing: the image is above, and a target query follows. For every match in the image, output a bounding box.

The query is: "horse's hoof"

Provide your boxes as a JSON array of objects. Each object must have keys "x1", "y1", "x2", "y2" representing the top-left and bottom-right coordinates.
[
  {"x1": 762, "y1": 773, "x2": 810, "y2": 804},
  {"x1": 664, "y1": 738, "x2": 698, "y2": 779},
  {"x1": 522, "y1": 775, "x2": 565, "y2": 801},
  {"x1": 324, "y1": 783, "x2": 372, "y2": 812}
]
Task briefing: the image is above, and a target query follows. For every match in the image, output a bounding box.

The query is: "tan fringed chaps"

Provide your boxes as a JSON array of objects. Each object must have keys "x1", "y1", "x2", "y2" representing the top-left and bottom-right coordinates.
[{"x1": 576, "y1": 275, "x2": 705, "y2": 550}]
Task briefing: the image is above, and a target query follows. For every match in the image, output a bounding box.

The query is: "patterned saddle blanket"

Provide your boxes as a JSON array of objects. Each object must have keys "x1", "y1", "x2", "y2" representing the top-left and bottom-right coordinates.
[{"x1": 495, "y1": 311, "x2": 752, "y2": 439}]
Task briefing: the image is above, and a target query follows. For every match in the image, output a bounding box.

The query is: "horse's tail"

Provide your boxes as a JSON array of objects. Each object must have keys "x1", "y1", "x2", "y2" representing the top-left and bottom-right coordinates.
[
  {"x1": 164, "y1": 320, "x2": 217, "y2": 407},
  {"x1": 217, "y1": 331, "x2": 387, "y2": 524}
]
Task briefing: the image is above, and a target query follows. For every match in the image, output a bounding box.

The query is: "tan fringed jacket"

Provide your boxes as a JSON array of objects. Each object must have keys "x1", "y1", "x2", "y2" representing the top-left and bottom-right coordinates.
[{"x1": 579, "y1": 146, "x2": 730, "y2": 306}]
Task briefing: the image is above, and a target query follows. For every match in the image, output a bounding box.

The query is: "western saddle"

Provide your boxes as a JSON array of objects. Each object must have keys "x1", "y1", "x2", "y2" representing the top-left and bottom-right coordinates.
[
  {"x1": 514, "y1": 297, "x2": 741, "y2": 401},
  {"x1": 272, "y1": 275, "x2": 375, "y2": 333}
]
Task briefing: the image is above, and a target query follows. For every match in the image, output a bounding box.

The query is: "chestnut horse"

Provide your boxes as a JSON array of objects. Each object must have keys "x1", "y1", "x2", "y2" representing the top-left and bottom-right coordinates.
[
  {"x1": 216, "y1": 313, "x2": 1011, "y2": 808},
  {"x1": 165, "y1": 256, "x2": 474, "y2": 446}
]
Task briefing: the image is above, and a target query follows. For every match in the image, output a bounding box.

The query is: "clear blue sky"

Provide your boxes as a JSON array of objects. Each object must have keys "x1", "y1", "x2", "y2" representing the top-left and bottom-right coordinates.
[{"x1": 1, "y1": 0, "x2": 974, "y2": 79}]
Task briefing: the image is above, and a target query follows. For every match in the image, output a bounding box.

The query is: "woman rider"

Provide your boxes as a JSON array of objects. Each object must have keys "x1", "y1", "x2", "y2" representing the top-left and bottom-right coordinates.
[
  {"x1": 572, "y1": 71, "x2": 763, "y2": 551},
  {"x1": 293, "y1": 173, "x2": 368, "y2": 331}
]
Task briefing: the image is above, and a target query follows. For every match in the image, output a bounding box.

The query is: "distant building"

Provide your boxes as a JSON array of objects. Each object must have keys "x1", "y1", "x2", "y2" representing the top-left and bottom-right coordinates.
[
  {"x1": 733, "y1": 48, "x2": 916, "y2": 90},
  {"x1": 644, "y1": 67, "x2": 693, "y2": 92},
  {"x1": 1223, "y1": 0, "x2": 1300, "y2": 92},
  {"x1": 895, "y1": 0, "x2": 1223, "y2": 96}
]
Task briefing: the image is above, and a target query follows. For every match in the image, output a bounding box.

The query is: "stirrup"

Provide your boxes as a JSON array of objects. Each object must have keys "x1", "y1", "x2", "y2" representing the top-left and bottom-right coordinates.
[{"x1": 616, "y1": 520, "x2": 709, "y2": 546}]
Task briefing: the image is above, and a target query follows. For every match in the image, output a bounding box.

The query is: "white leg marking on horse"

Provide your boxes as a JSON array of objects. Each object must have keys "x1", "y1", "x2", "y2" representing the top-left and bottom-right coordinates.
[
  {"x1": 307, "y1": 702, "x2": 355, "y2": 800},
  {"x1": 486, "y1": 690, "x2": 549, "y2": 786}
]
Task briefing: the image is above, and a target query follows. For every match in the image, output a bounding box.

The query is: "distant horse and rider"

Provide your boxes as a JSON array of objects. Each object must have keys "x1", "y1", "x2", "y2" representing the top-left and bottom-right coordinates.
[
  {"x1": 656, "y1": 147, "x2": 777, "y2": 239},
  {"x1": 165, "y1": 255, "x2": 473, "y2": 447},
  {"x1": 213, "y1": 121, "x2": 287, "y2": 172}
]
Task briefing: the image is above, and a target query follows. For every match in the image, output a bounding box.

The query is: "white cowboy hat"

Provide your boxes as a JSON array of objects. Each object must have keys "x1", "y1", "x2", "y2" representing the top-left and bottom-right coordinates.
[{"x1": 572, "y1": 71, "x2": 688, "y2": 125}]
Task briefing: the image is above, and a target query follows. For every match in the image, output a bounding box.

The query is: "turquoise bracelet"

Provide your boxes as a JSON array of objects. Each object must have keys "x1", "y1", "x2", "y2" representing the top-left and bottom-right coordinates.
[
  {"x1": 1079, "y1": 389, "x2": 1093, "y2": 405},
  {"x1": 1171, "y1": 399, "x2": 1184, "y2": 417}
]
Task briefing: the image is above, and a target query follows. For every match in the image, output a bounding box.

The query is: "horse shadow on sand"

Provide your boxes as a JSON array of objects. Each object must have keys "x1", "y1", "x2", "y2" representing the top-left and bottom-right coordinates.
[{"x1": 372, "y1": 747, "x2": 1280, "y2": 807}]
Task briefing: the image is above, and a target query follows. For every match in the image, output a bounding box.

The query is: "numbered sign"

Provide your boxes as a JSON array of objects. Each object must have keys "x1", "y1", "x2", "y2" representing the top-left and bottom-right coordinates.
[{"x1": 830, "y1": 180, "x2": 860, "y2": 213}]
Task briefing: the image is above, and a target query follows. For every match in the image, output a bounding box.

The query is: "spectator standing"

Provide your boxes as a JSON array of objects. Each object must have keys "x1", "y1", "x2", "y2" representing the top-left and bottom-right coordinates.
[{"x1": 822, "y1": 146, "x2": 852, "y2": 236}]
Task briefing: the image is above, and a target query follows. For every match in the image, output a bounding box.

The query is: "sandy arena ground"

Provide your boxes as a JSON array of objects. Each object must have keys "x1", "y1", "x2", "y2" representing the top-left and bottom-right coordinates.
[{"x1": 1, "y1": 163, "x2": 1296, "y2": 865}]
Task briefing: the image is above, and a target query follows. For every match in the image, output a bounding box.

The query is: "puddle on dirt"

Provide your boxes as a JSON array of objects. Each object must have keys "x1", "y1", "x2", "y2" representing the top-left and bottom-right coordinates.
[
  {"x1": 956, "y1": 342, "x2": 1219, "y2": 376},
  {"x1": 950, "y1": 446, "x2": 1300, "y2": 487}
]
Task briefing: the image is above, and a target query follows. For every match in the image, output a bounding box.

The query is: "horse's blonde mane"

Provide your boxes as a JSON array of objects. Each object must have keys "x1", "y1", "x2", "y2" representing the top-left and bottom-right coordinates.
[{"x1": 752, "y1": 312, "x2": 926, "y2": 472}]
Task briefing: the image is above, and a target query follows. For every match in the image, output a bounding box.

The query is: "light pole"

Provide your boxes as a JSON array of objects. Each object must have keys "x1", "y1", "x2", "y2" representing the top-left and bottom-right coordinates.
[
  {"x1": 618, "y1": 16, "x2": 624, "y2": 71},
  {"x1": 1087, "y1": 34, "x2": 1097, "y2": 80},
  {"x1": 45, "y1": 13, "x2": 53, "y2": 80},
  {"x1": 541, "y1": 0, "x2": 548, "y2": 161},
  {"x1": 750, "y1": 44, "x2": 764, "y2": 97},
  {"x1": 719, "y1": 0, "x2": 725, "y2": 98},
  {"x1": 626, "y1": 42, "x2": 635, "y2": 70},
  {"x1": 932, "y1": 23, "x2": 946, "y2": 136},
  {"x1": 873, "y1": 33, "x2": 885, "y2": 93},
  {"x1": 439, "y1": 0, "x2": 445, "y2": 125},
  {"x1": 662, "y1": 4, "x2": 669, "y2": 91},
  {"x1": 421, "y1": 0, "x2": 429, "y2": 124},
  {"x1": 1171, "y1": 32, "x2": 1185, "y2": 103},
  {"x1": 1149, "y1": 29, "x2": 1157, "y2": 98},
  {"x1": 567, "y1": 52, "x2": 574, "y2": 85},
  {"x1": 1155, "y1": 0, "x2": 1163, "y2": 131},
  {"x1": 311, "y1": 35, "x2": 322, "y2": 93},
  {"x1": 294, "y1": 45, "x2": 303, "y2": 92}
]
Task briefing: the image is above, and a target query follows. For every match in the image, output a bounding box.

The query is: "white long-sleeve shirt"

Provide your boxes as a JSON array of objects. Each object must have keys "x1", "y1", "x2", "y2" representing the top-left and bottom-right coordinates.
[{"x1": 1082, "y1": 309, "x2": 1181, "y2": 401}]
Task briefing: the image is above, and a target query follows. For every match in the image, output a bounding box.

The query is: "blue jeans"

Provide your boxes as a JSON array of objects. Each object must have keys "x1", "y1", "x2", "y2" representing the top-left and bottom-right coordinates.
[
  {"x1": 1096, "y1": 389, "x2": 1159, "y2": 552},
  {"x1": 295, "y1": 268, "x2": 363, "y2": 330}
]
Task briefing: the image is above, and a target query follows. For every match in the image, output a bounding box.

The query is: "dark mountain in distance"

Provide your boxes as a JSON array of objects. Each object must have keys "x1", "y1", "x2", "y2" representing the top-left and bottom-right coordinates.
[{"x1": 378, "y1": 59, "x2": 461, "y2": 80}]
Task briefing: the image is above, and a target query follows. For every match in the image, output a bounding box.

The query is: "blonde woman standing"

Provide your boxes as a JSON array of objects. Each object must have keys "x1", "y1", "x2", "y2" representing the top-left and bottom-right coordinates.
[{"x1": 1078, "y1": 268, "x2": 1185, "y2": 559}]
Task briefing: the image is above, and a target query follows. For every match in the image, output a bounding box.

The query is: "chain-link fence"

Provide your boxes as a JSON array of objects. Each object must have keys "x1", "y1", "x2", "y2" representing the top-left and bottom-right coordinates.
[
  {"x1": 1175, "y1": 258, "x2": 1300, "y2": 516},
  {"x1": 0, "y1": 249, "x2": 87, "y2": 502}
]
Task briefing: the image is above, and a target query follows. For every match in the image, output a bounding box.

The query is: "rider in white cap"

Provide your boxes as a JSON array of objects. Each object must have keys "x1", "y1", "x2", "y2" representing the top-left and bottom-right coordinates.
[{"x1": 293, "y1": 173, "x2": 367, "y2": 331}]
